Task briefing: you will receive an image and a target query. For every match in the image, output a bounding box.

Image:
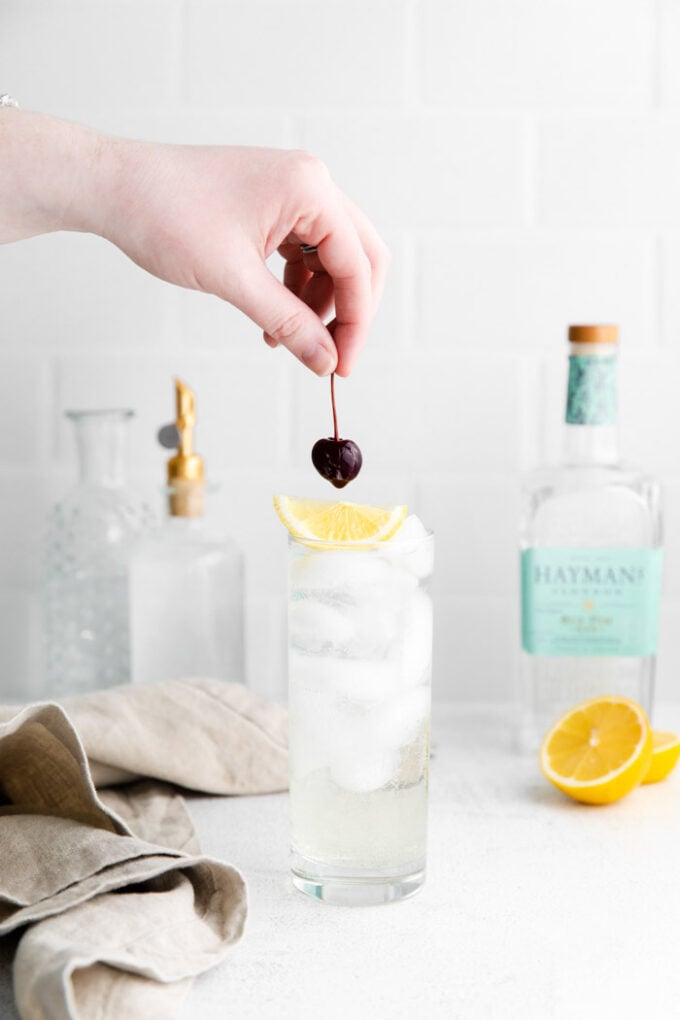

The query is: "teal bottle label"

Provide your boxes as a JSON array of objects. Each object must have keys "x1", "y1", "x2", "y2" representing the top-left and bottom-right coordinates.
[
  {"x1": 566, "y1": 355, "x2": 617, "y2": 425},
  {"x1": 521, "y1": 548, "x2": 663, "y2": 657}
]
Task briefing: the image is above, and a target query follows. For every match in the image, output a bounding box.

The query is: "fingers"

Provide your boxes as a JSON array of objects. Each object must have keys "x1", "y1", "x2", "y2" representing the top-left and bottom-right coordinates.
[
  {"x1": 279, "y1": 194, "x2": 390, "y2": 376},
  {"x1": 280, "y1": 239, "x2": 333, "y2": 317},
  {"x1": 268, "y1": 237, "x2": 333, "y2": 349},
  {"x1": 264, "y1": 239, "x2": 329, "y2": 349},
  {"x1": 299, "y1": 270, "x2": 335, "y2": 322},
  {"x1": 252, "y1": 153, "x2": 391, "y2": 377},
  {"x1": 234, "y1": 253, "x2": 338, "y2": 376},
  {"x1": 282, "y1": 245, "x2": 311, "y2": 296},
  {"x1": 298, "y1": 218, "x2": 372, "y2": 378},
  {"x1": 342, "y1": 194, "x2": 391, "y2": 317}
]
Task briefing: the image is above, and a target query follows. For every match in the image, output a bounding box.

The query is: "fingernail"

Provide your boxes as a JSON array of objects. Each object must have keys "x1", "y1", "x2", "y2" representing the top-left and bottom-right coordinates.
[{"x1": 301, "y1": 344, "x2": 334, "y2": 376}]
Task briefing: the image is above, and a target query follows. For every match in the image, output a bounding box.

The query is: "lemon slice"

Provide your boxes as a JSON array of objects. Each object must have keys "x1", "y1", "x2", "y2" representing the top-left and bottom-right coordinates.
[
  {"x1": 643, "y1": 731, "x2": 680, "y2": 784},
  {"x1": 539, "y1": 696, "x2": 652, "y2": 805},
  {"x1": 273, "y1": 495, "x2": 407, "y2": 543}
]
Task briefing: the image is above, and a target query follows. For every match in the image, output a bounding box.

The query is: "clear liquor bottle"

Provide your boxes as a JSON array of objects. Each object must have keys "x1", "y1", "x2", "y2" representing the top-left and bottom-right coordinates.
[
  {"x1": 129, "y1": 380, "x2": 244, "y2": 686},
  {"x1": 519, "y1": 325, "x2": 663, "y2": 751},
  {"x1": 45, "y1": 409, "x2": 153, "y2": 696}
]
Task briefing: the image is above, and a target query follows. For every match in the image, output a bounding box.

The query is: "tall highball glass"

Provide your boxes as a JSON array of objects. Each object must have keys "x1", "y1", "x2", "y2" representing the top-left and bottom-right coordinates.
[{"x1": 287, "y1": 529, "x2": 434, "y2": 905}]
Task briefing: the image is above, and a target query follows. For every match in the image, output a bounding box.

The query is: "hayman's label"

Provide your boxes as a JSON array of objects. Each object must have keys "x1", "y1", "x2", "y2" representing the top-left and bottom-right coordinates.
[
  {"x1": 566, "y1": 355, "x2": 617, "y2": 426},
  {"x1": 521, "y1": 547, "x2": 663, "y2": 656}
]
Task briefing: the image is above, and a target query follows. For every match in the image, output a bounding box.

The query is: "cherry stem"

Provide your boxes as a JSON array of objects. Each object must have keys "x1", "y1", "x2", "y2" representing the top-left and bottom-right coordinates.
[{"x1": 331, "y1": 373, "x2": 339, "y2": 441}]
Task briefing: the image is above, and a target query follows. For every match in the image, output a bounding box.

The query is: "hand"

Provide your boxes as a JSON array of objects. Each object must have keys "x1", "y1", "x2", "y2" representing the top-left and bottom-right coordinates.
[
  {"x1": 98, "y1": 141, "x2": 390, "y2": 376},
  {"x1": 0, "y1": 111, "x2": 389, "y2": 376}
]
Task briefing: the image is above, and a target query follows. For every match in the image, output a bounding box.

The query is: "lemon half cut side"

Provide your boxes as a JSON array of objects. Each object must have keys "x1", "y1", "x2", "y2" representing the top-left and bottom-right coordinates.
[{"x1": 539, "y1": 696, "x2": 653, "y2": 805}]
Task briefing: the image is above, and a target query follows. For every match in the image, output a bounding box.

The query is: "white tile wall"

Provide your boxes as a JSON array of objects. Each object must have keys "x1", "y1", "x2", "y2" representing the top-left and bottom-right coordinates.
[
  {"x1": 0, "y1": 233, "x2": 176, "y2": 352},
  {"x1": 420, "y1": 0, "x2": 655, "y2": 110},
  {"x1": 0, "y1": 0, "x2": 184, "y2": 117},
  {"x1": 291, "y1": 352, "x2": 522, "y2": 474},
  {"x1": 1, "y1": 0, "x2": 679, "y2": 705},
  {"x1": 54, "y1": 351, "x2": 290, "y2": 475},
  {"x1": 659, "y1": 0, "x2": 680, "y2": 107},
  {"x1": 538, "y1": 116, "x2": 680, "y2": 228},
  {"x1": 298, "y1": 113, "x2": 528, "y2": 232},
  {"x1": 183, "y1": 1, "x2": 408, "y2": 110},
  {"x1": 420, "y1": 233, "x2": 658, "y2": 352}
]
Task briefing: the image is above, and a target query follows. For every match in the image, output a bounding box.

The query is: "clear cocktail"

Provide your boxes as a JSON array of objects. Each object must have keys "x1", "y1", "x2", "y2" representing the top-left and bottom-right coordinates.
[{"x1": 287, "y1": 515, "x2": 434, "y2": 905}]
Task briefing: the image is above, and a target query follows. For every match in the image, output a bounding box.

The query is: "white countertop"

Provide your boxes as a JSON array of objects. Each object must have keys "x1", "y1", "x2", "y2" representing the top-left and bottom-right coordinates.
[
  {"x1": 179, "y1": 703, "x2": 680, "y2": 1020},
  {"x1": 2, "y1": 703, "x2": 680, "y2": 1019}
]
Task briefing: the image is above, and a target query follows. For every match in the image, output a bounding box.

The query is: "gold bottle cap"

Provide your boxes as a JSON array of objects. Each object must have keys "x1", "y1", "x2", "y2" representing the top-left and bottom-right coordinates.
[
  {"x1": 568, "y1": 324, "x2": 619, "y2": 345},
  {"x1": 167, "y1": 379, "x2": 205, "y2": 517}
]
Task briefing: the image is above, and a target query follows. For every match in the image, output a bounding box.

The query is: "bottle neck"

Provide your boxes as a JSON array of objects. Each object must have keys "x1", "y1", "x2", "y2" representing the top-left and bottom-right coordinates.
[
  {"x1": 69, "y1": 410, "x2": 132, "y2": 488},
  {"x1": 562, "y1": 422, "x2": 619, "y2": 466},
  {"x1": 562, "y1": 342, "x2": 620, "y2": 467}
]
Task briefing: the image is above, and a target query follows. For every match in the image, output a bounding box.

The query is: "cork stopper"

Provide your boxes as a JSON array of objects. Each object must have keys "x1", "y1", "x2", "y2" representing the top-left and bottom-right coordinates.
[
  {"x1": 168, "y1": 478, "x2": 205, "y2": 518},
  {"x1": 568, "y1": 324, "x2": 619, "y2": 345}
]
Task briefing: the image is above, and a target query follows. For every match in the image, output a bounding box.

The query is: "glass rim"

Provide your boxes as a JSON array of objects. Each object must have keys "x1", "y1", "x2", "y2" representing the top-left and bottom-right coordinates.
[
  {"x1": 287, "y1": 528, "x2": 434, "y2": 550},
  {"x1": 65, "y1": 408, "x2": 135, "y2": 420}
]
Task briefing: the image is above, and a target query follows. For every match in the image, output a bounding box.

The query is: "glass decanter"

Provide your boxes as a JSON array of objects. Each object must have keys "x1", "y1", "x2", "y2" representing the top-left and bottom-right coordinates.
[
  {"x1": 129, "y1": 380, "x2": 245, "y2": 686},
  {"x1": 45, "y1": 409, "x2": 153, "y2": 696}
]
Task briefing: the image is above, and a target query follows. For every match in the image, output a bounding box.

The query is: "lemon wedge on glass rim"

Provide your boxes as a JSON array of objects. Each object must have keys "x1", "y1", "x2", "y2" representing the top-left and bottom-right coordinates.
[
  {"x1": 539, "y1": 696, "x2": 653, "y2": 805},
  {"x1": 273, "y1": 496, "x2": 407, "y2": 544}
]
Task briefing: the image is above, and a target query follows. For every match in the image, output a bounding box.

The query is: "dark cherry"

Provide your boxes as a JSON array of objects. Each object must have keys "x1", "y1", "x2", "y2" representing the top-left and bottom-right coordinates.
[
  {"x1": 311, "y1": 373, "x2": 363, "y2": 487},
  {"x1": 312, "y1": 437, "x2": 363, "y2": 488}
]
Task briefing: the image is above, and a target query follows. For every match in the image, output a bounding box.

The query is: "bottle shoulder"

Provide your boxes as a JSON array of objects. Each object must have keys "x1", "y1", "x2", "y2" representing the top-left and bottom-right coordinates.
[
  {"x1": 48, "y1": 485, "x2": 155, "y2": 545},
  {"x1": 131, "y1": 519, "x2": 243, "y2": 562},
  {"x1": 522, "y1": 461, "x2": 659, "y2": 494},
  {"x1": 520, "y1": 462, "x2": 662, "y2": 547}
]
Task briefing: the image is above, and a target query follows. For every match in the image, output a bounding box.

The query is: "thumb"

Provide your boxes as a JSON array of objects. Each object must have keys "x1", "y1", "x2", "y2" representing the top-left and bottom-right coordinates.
[{"x1": 226, "y1": 256, "x2": 337, "y2": 376}]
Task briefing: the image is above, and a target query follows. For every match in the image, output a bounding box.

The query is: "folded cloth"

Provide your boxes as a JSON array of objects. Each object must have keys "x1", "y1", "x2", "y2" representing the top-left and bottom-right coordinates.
[{"x1": 0, "y1": 678, "x2": 289, "y2": 1020}]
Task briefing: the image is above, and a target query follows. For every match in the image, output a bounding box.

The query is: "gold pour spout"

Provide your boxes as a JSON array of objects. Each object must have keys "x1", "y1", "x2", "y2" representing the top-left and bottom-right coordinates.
[
  {"x1": 167, "y1": 378, "x2": 204, "y2": 516},
  {"x1": 175, "y1": 377, "x2": 196, "y2": 457}
]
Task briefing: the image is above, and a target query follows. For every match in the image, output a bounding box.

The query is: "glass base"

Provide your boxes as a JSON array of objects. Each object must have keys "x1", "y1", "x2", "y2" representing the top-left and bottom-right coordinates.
[{"x1": 291, "y1": 858, "x2": 425, "y2": 906}]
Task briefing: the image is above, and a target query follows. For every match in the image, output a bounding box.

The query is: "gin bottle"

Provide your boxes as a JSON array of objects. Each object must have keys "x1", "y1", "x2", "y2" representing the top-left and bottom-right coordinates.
[{"x1": 519, "y1": 325, "x2": 663, "y2": 750}]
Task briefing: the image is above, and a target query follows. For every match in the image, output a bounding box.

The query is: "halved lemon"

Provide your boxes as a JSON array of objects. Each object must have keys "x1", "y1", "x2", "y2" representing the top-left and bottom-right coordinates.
[
  {"x1": 273, "y1": 495, "x2": 407, "y2": 544},
  {"x1": 539, "y1": 696, "x2": 652, "y2": 805},
  {"x1": 643, "y1": 731, "x2": 680, "y2": 784}
]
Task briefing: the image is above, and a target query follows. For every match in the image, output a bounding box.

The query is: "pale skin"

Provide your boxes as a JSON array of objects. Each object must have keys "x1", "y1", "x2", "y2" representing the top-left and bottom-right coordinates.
[{"x1": 0, "y1": 108, "x2": 390, "y2": 376}]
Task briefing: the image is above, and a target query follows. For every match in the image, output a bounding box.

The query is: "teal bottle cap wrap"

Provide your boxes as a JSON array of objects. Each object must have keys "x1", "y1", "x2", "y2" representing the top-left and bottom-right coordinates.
[{"x1": 565, "y1": 355, "x2": 617, "y2": 426}]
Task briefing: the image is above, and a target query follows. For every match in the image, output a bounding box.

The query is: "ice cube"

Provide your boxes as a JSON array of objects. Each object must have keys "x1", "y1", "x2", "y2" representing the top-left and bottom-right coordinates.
[
  {"x1": 330, "y1": 747, "x2": 398, "y2": 793},
  {"x1": 290, "y1": 549, "x2": 352, "y2": 595},
  {"x1": 289, "y1": 598, "x2": 356, "y2": 654},
  {"x1": 327, "y1": 658, "x2": 400, "y2": 704},
  {"x1": 374, "y1": 686, "x2": 431, "y2": 751},
  {"x1": 290, "y1": 548, "x2": 396, "y2": 598},
  {"x1": 341, "y1": 559, "x2": 418, "y2": 657},
  {"x1": 394, "y1": 513, "x2": 428, "y2": 544},
  {"x1": 290, "y1": 653, "x2": 399, "y2": 705},
  {"x1": 288, "y1": 734, "x2": 327, "y2": 781},
  {"x1": 400, "y1": 590, "x2": 433, "y2": 688},
  {"x1": 383, "y1": 514, "x2": 433, "y2": 580},
  {"x1": 289, "y1": 649, "x2": 330, "y2": 695},
  {"x1": 287, "y1": 679, "x2": 334, "y2": 779},
  {"x1": 337, "y1": 600, "x2": 402, "y2": 658}
]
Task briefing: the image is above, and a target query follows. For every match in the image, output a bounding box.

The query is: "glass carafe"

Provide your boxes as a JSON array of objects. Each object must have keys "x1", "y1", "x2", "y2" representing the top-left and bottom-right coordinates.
[
  {"x1": 130, "y1": 483, "x2": 245, "y2": 686},
  {"x1": 45, "y1": 409, "x2": 153, "y2": 696}
]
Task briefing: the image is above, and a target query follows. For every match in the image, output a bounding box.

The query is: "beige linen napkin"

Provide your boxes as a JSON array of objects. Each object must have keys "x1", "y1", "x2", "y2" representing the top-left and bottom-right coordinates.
[{"x1": 0, "y1": 678, "x2": 288, "y2": 1020}]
